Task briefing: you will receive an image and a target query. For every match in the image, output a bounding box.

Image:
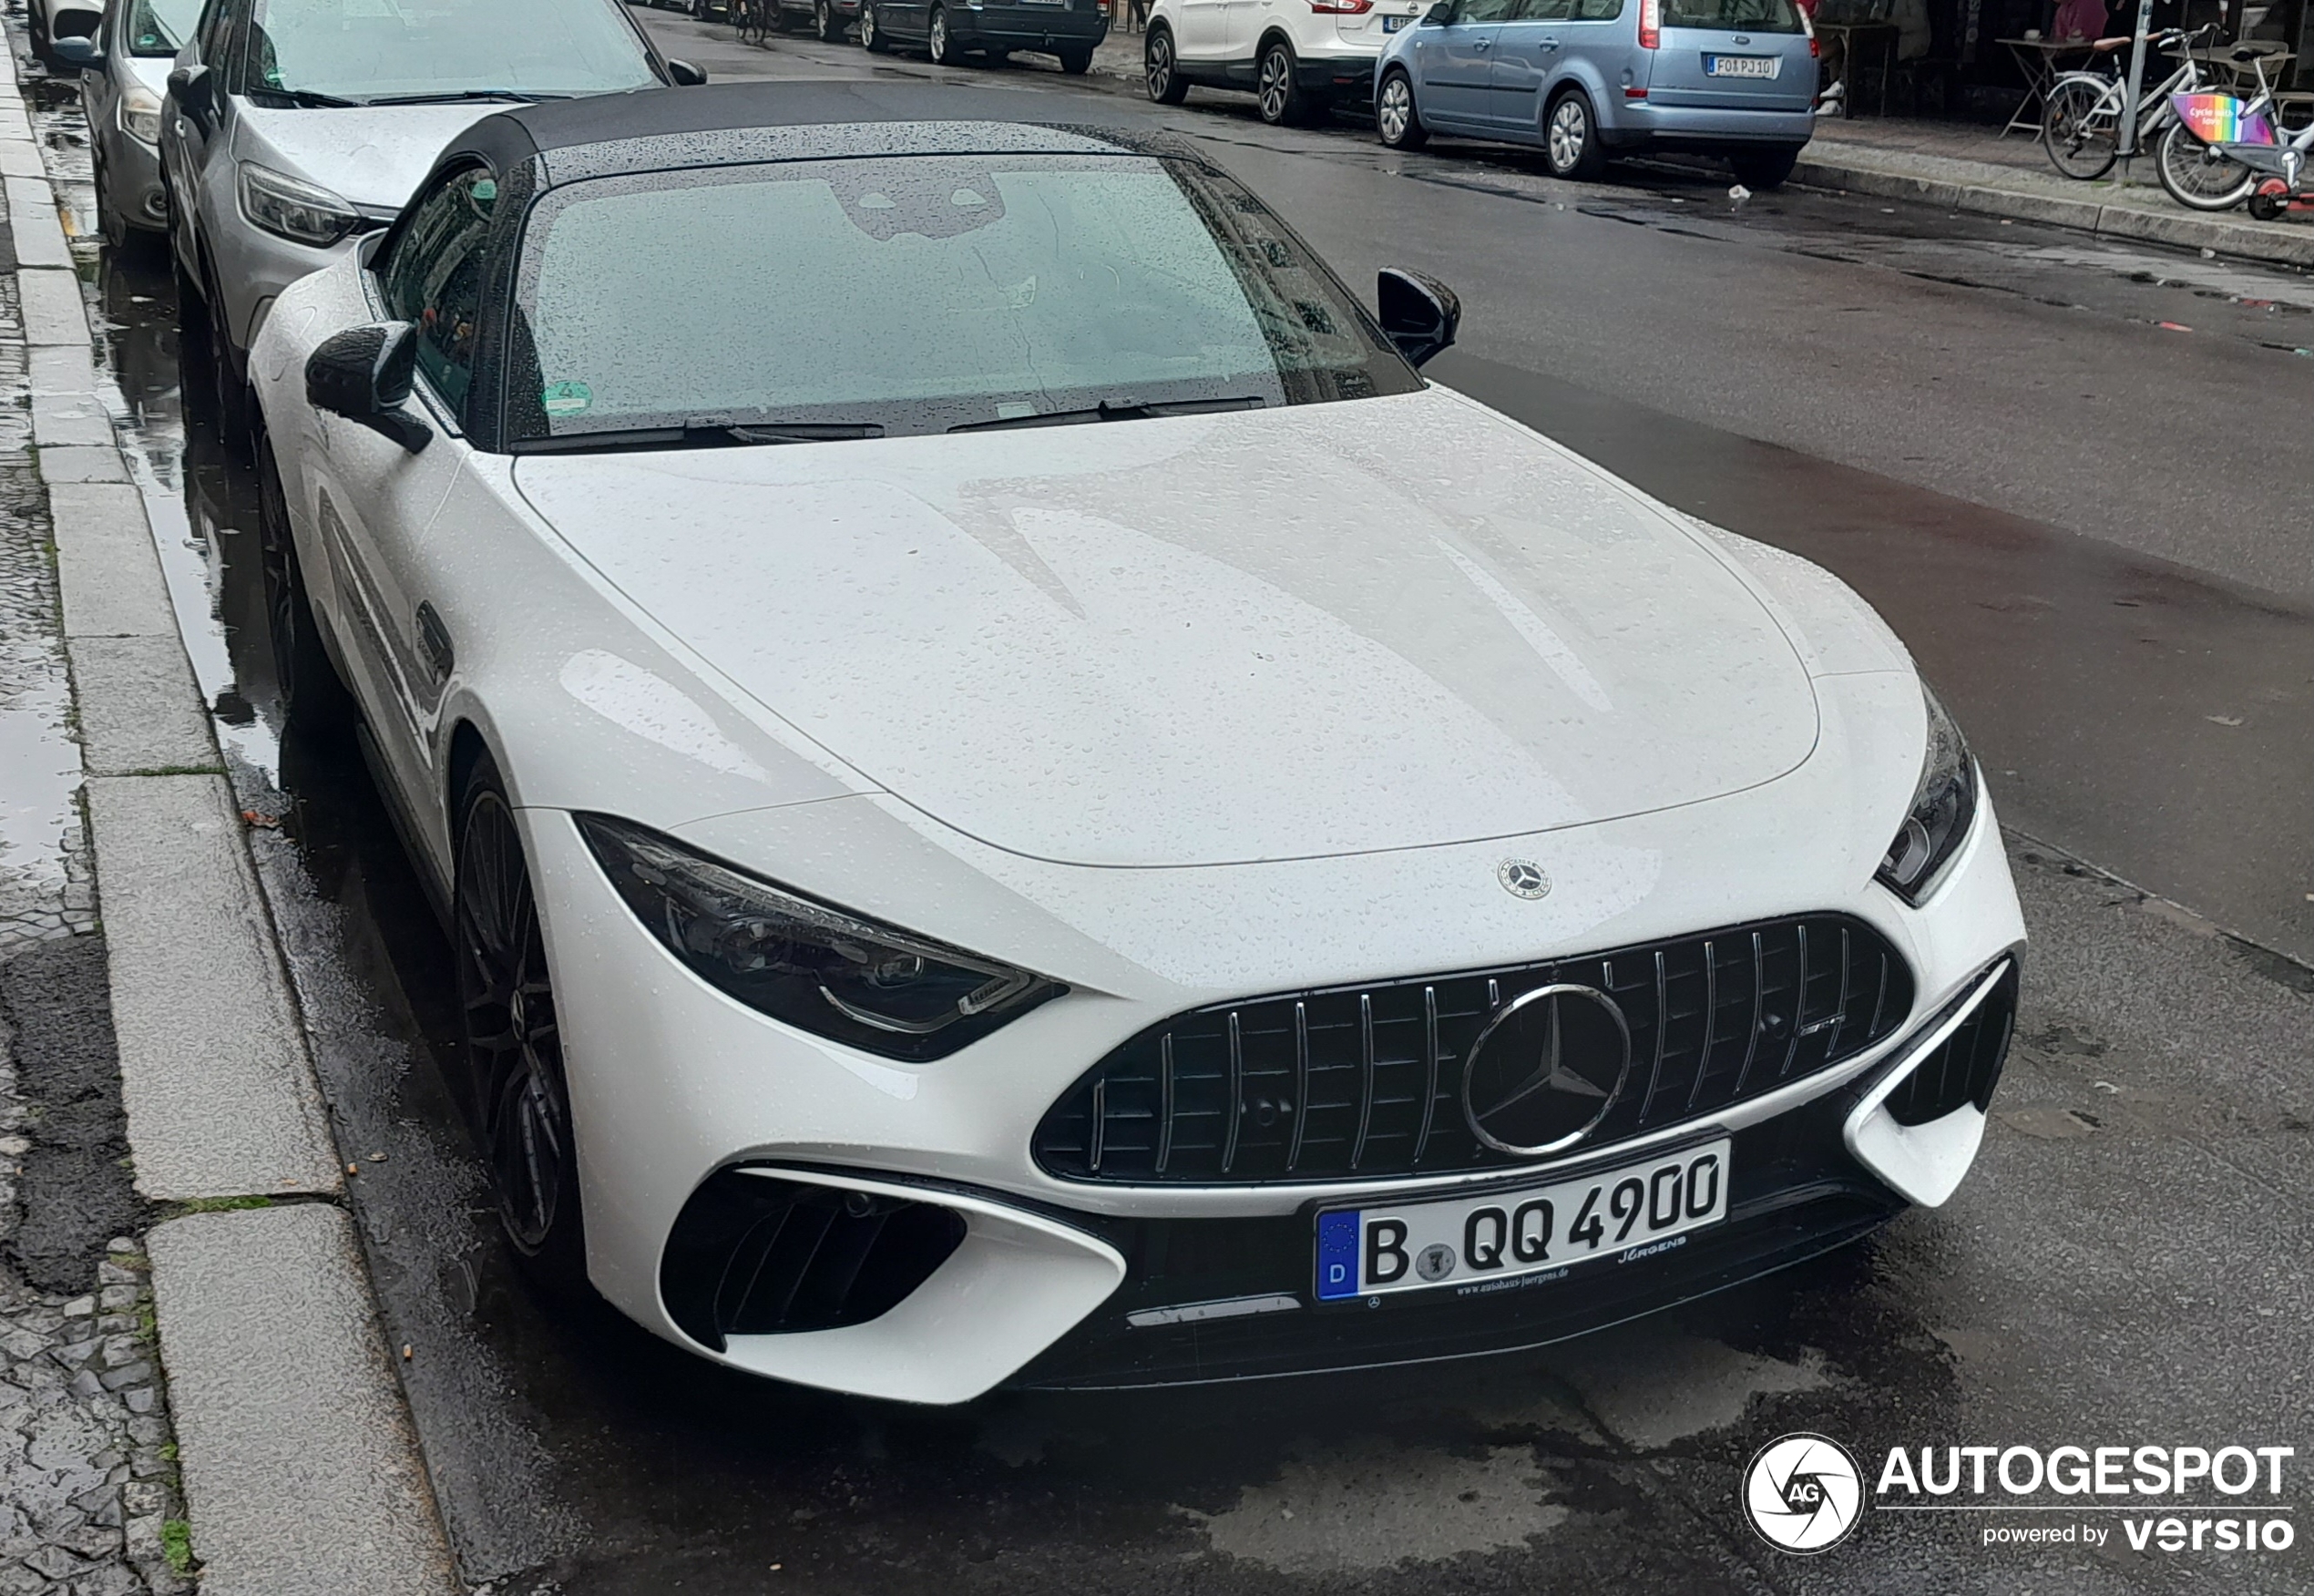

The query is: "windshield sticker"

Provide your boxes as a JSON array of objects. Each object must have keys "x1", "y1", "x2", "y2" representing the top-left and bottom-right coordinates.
[{"x1": 542, "y1": 381, "x2": 593, "y2": 418}]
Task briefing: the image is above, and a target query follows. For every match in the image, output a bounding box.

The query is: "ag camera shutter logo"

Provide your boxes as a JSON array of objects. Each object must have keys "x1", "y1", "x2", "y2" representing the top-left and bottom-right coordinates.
[{"x1": 1744, "y1": 1433, "x2": 1864, "y2": 1553}]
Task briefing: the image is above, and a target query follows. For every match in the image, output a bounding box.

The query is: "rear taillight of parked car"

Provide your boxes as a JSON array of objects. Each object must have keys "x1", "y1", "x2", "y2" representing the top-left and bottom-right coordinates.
[
  {"x1": 1638, "y1": 0, "x2": 1659, "y2": 46},
  {"x1": 1309, "y1": 0, "x2": 1373, "y2": 12}
]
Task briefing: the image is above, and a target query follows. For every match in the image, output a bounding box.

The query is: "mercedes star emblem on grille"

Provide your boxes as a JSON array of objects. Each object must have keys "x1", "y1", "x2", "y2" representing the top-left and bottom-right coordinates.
[
  {"x1": 1498, "y1": 859, "x2": 1551, "y2": 899},
  {"x1": 1461, "y1": 983, "x2": 1633, "y2": 1155}
]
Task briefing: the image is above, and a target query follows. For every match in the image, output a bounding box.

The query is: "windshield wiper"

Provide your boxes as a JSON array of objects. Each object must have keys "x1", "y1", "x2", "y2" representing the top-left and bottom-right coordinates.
[
  {"x1": 361, "y1": 89, "x2": 548, "y2": 106},
  {"x1": 511, "y1": 422, "x2": 885, "y2": 455},
  {"x1": 948, "y1": 395, "x2": 1266, "y2": 433},
  {"x1": 248, "y1": 87, "x2": 364, "y2": 107}
]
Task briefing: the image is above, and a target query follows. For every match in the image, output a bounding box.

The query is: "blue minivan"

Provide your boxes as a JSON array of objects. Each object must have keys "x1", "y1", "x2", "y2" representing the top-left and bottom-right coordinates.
[{"x1": 1374, "y1": 0, "x2": 1815, "y2": 188}]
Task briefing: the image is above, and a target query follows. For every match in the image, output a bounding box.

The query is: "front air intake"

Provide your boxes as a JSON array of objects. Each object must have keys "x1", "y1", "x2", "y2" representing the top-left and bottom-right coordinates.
[
  {"x1": 660, "y1": 1170, "x2": 967, "y2": 1351},
  {"x1": 1882, "y1": 962, "x2": 2017, "y2": 1126}
]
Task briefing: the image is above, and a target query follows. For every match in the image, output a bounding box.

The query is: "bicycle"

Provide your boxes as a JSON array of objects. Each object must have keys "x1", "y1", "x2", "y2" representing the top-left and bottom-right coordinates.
[
  {"x1": 2156, "y1": 46, "x2": 2314, "y2": 211},
  {"x1": 2040, "y1": 24, "x2": 2218, "y2": 181}
]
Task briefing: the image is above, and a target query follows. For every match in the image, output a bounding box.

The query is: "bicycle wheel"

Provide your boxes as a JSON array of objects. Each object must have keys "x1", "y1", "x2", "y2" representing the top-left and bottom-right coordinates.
[
  {"x1": 2042, "y1": 77, "x2": 2119, "y2": 180},
  {"x1": 2155, "y1": 120, "x2": 2258, "y2": 211}
]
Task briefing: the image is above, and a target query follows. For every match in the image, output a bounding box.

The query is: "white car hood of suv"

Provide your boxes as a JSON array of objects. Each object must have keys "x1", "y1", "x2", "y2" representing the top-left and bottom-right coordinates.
[
  {"x1": 233, "y1": 102, "x2": 504, "y2": 211},
  {"x1": 515, "y1": 389, "x2": 1821, "y2": 868}
]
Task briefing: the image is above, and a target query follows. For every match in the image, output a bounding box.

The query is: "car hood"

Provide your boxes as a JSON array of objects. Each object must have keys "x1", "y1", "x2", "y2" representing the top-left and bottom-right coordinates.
[
  {"x1": 513, "y1": 388, "x2": 1821, "y2": 868},
  {"x1": 231, "y1": 102, "x2": 502, "y2": 212}
]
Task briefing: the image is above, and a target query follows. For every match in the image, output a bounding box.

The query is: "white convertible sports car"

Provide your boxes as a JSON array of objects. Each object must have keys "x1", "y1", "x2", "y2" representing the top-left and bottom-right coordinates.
[{"x1": 248, "y1": 83, "x2": 2023, "y2": 1405}]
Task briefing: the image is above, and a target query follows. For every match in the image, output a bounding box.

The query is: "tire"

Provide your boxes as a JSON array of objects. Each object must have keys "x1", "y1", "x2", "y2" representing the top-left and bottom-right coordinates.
[
  {"x1": 1728, "y1": 147, "x2": 1797, "y2": 189},
  {"x1": 1145, "y1": 24, "x2": 1188, "y2": 102},
  {"x1": 814, "y1": 0, "x2": 839, "y2": 38},
  {"x1": 860, "y1": 1, "x2": 888, "y2": 50},
  {"x1": 927, "y1": 5, "x2": 960, "y2": 64},
  {"x1": 1256, "y1": 37, "x2": 1310, "y2": 126},
  {"x1": 1057, "y1": 45, "x2": 1092, "y2": 73},
  {"x1": 455, "y1": 754, "x2": 590, "y2": 1298},
  {"x1": 1376, "y1": 67, "x2": 1427, "y2": 149},
  {"x1": 202, "y1": 261, "x2": 258, "y2": 459},
  {"x1": 2040, "y1": 77, "x2": 2118, "y2": 181},
  {"x1": 94, "y1": 149, "x2": 133, "y2": 251},
  {"x1": 174, "y1": 255, "x2": 216, "y2": 414},
  {"x1": 256, "y1": 439, "x2": 359, "y2": 737},
  {"x1": 2155, "y1": 120, "x2": 2258, "y2": 211},
  {"x1": 1543, "y1": 88, "x2": 1607, "y2": 180}
]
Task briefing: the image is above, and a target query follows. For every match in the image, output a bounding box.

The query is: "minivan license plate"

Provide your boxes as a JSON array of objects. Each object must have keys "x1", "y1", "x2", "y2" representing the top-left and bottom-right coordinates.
[
  {"x1": 1315, "y1": 1140, "x2": 1729, "y2": 1302},
  {"x1": 1705, "y1": 54, "x2": 1778, "y2": 77}
]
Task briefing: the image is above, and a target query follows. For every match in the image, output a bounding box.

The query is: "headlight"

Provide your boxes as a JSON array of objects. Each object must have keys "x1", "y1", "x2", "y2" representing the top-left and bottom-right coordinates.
[
  {"x1": 577, "y1": 814, "x2": 1061, "y2": 1061},
  {"x1": 119, "y1": 84, "x2": 163, "y2": 147},
  {"x1": 236, "y1": 162, "x2": 360, "y2": 249},
  {"x1": 1876, "y1": 683, "x2": 1978, "y2": 905}
]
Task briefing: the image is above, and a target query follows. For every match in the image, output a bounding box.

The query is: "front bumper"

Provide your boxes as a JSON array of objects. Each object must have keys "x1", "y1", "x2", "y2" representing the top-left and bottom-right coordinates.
[{"x1": 525, "y1": 760, "x2": 2022, "y2": 1405}]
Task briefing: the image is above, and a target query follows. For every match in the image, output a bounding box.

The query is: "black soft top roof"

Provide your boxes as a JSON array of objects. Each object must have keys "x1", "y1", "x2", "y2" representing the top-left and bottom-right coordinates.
[{"x1": 440, "y1": 80, "x2": 1178, "y2": 186}]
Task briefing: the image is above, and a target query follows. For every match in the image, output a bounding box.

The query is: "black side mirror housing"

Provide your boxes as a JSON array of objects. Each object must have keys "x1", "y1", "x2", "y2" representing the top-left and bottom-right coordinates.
[
  {"x1": 1377, "y1": 268, "x2": 1460, "y2": 368},
  {"x1": 306, "y1": 322, "x2": 432, "y2": 453},
  {"x1": 1422, "y1": 1, "x2": 1456, "y2": 23},
  {"x1": 50, "y1": 35, "x2": 104, "y2": 69},
  {"x1": 667, "y1": 58, "x2": 709, "y2": 85},
  {"x1": 167, "y1": 64, "x2": 214, "y2": 128}
]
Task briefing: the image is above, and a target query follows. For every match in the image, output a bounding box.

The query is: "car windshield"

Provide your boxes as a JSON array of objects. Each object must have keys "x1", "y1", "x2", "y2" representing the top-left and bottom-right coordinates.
[
  {"x1": 1661, "y1": 0, "x2": 1803, "y2": 31},
  {"x1": 242, "y1": 0, "x2": 658, "y2": 102},
  {"x1": 126, "y1": 0, "x2": 202, "y2": 56},
  {"x1": 508, "y1": 152, "x2": 1423, "y2": 445}
]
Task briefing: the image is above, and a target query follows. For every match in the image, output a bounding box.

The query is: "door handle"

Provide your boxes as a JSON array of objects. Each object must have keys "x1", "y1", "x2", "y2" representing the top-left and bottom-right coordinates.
[
  {"x1": 1538, "y1": 33, "x2": 1560, "y2": 45},
  {"x1": 1473, "y1": 35, "x2": 1490, "y2": 45}
]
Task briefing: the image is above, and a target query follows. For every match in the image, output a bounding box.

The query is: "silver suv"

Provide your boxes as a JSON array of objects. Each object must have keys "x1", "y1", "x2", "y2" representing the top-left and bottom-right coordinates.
[
  {"x1": 160, "y1": 0, "x2": 702, "y2": 447},
  {"x1": 1374, "y1": 0, "x2": 1815, "y2": 188}
]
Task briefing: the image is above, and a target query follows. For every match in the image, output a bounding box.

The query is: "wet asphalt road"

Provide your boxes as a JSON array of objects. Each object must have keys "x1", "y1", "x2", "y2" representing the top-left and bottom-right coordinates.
[{"x1": 19, "y1": 19, "x2": 2314, "y2": 1591}]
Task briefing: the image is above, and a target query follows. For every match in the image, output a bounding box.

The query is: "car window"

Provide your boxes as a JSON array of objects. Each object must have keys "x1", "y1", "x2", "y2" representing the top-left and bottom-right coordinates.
[
  {"x1": 1662, "y1": 0, "x2": 1801, "y2": 29},
  {"x1": 127, "y1": 0, "x2": 204, "y2": 55},
  {"x1": 1564, "y1": 0, "x2": 1623, "y2": 18},
  {"x1": 1459, "y1": 0, "x2": 1523, "y2": 20},
  {"x1": 381, "y1": 167, "x2": 497, "y2": 415},
  {"x1": 1512, "y1": 0, "x2": 1573, "y2": 19},
  {"x1": 242, "y1": 0, "x2": 657, "y2": 101},
  {"x1": 508, "y1": 153, "x2": 1424, "y2": 445},
  {"x1": 193, "y1": 0, "x2": 232, "y2": 61}
]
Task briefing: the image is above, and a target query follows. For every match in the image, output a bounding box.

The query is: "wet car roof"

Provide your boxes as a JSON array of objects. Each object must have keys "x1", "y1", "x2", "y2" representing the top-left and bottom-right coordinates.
[{"x1": 443, "y1": 82, "x2": 1174, "y2": 187}]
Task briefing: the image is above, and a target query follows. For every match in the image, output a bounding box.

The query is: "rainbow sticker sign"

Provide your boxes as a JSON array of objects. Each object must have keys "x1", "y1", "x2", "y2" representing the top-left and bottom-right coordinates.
[{"x1": 2171, "y1": 92, "x2": 2278, "y2": 147}]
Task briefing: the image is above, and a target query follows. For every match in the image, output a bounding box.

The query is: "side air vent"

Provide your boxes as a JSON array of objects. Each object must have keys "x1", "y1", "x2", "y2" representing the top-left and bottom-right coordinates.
[
  {"x1": 1883, "y1": 963, "x2": 2018, "y2": 1126},
  {"x1": 660, "y1": 1170, "x2": 967, "y2": 1352}
]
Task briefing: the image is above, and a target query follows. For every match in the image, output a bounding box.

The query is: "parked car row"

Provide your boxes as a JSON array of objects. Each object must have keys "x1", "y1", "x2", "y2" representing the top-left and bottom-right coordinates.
[
  {"x1": 1145, "y1": 0, "x2": 1816, "y2": 183},
  {"x1": 641, "y1": 0, "x2": 1111, "y2": 73},
  {"x1": 40, "y1": 4, "x2": 2005, "y2": 1407}
]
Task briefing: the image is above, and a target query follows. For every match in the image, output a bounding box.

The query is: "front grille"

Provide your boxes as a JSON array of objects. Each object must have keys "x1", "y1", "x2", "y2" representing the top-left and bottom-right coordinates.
[
  {"x1": 659, "y1": 1170, "x2": 967, "y2": 1351},
  {"x1": 1033, "y1": 914, "x2": 1912, "y2": 1185},
  {"x1": 1884, "y1": 962, "x2": 2016, "y2": 1126}
]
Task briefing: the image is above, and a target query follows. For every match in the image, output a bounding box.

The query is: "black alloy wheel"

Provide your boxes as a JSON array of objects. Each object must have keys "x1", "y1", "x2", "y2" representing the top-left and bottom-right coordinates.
[
  {"x1": 1146, "y1": 25, "x2": 1188, "y2": 102},
  {"x1": 927, "y1": 5, "x2": 960, "y2": 64},
  {"x1": 1256, "y1": 37, "x2": 1310, "y2": 126},
  {"x1": 256, "y1": 441, "x2": 357, "y2": 735},
  {"x1": 861, "y1": 2, "x2": 888, "y2": 50},
  {"x1": 456, "y1": 756, "x2": 589, "y2": 1294},
  {"x1": 1376, "y1": 67, "x2": 1426, "y2": 148}
]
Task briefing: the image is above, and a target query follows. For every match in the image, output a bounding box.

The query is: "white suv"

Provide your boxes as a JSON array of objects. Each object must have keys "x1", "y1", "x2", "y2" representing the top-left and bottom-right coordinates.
[{"x1": 1144, "y1": 0, "x2": 1426, "y2": 123}]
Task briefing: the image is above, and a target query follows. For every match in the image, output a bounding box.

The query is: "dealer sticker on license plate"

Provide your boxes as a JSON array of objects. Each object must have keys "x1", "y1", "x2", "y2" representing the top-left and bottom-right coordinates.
[
  {"x1": 1704, "y1": 53, "x2": 1779, "y2": 77},
  {"x1": 1315, "y1": 1140, "x2": 1729, "y2": 1302}
]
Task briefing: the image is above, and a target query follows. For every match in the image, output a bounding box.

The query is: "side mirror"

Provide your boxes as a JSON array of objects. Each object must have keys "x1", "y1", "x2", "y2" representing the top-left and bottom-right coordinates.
[
  {"x1": 666, "y1": 58, "x2": 709, "y2": 85},
  {"x1": 1423, "y1": 1, "x2": 1455, "y2": 22},
  {"x1": 50, "y1": 35, "x2": 104, "y2": 69},
  {"x1": 306, "y1": 322, "x2": 432, "y2": 453},
  {"x1": 1377, "y1": 267, "x2": 1459, "y2": 368},
  {"x1": 167, "y1": 64, "x2": 214, "y2": 128}
]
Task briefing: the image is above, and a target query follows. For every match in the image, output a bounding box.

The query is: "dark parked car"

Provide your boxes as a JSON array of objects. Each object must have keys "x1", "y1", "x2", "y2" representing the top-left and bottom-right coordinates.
[{"x1": 860, "y1": 0, "x2": 1109, "y2": 72}]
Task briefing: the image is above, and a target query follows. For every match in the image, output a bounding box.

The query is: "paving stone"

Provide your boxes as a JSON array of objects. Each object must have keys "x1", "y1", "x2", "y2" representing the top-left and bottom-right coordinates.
[{"x1": 94, "y1": 1365, "x2": 148, "y2": 1394}]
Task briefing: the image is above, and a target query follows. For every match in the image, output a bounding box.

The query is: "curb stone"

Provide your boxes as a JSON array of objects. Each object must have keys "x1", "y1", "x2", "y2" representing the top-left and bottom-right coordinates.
[{"x1": 0, "y1": 36, "x2": 461, "y2": 1596}]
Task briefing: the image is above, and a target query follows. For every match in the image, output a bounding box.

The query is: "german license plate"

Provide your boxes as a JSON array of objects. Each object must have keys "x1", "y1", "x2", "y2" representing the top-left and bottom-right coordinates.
[
  {"x1": 1705, "y1": 53, "x2": 1778, "y2": 77},
  {"x1": 1315, "y1": 1140, "x2": 1729, "y2": 1301},
  {"x1": 1384, "y1": 13, "x2": 1412, "y2": 27}
]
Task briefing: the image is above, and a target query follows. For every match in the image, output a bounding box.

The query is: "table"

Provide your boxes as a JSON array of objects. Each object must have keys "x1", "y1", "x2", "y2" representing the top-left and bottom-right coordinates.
[
  {"x1": 1998, "y1": 36, "x2": 2102, "y2": 137},
  {"x1": 1817, "y1": 21, "x2": 1902, "y2": 115}
]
